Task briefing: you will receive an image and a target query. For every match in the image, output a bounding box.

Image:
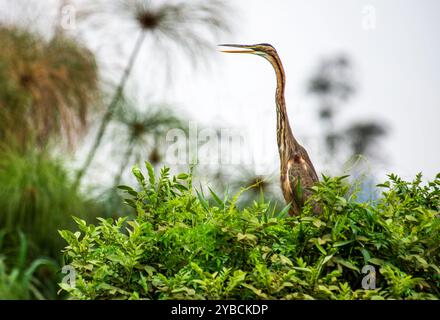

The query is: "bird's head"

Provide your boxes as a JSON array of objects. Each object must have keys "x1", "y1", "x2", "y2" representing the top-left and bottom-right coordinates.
[
  {"x1": 219, "y1": 43, "x2": 277, "y2": 58},
  {"x1": 219, "y1": 43, "x2": 285, "y2": 86}
]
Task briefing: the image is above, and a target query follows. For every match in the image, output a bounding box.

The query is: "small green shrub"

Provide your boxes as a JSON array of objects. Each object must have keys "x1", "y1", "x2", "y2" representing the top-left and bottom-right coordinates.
[
  {"x1": 0, "y1": 231, "x2": 56, "y2": 300},
  {"x1": 59, "y1": 163, "x2": 440, "y2": 299}
]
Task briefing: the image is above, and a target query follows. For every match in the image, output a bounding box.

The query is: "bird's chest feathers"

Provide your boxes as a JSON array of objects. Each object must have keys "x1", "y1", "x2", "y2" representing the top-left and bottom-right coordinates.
[
  {"x1": 280, "y1": 159, "x2": 293, "y2": 198},
  {"x1": 281, "y1": 156, "x2": 308, "y2": 195}
]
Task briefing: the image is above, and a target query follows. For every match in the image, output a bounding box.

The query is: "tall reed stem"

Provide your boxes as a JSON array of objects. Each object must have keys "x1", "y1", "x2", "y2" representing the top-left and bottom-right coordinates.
[{"x1": 74, "y1": 31, "x2": 147, "y2": 188}]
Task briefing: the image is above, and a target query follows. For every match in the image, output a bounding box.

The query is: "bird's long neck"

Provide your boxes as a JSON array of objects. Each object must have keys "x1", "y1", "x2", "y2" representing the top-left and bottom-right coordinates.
[{"x1": 268, "y1": 53, "x2": 297, "y2": 164}]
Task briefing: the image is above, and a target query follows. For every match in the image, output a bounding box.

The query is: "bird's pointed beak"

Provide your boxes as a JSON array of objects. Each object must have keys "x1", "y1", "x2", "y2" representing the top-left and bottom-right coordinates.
[{"x1": 218, "y1": 44, "x2": 256, "y2": 54}]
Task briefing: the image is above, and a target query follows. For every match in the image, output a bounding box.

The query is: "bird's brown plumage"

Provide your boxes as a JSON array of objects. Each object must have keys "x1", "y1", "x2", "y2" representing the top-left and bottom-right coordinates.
[{"x1": 220, "y1": 43, "x2": 319, "y2": 215}]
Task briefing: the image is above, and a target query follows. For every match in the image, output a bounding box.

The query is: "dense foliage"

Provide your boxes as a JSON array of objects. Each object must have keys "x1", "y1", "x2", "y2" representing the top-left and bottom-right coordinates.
[
  {"x1": 0, "y1": 147, "x2": 97, "y2": 259},
  {"x1": 59, "y1": 163, "x2": 440, "y2": 299}
]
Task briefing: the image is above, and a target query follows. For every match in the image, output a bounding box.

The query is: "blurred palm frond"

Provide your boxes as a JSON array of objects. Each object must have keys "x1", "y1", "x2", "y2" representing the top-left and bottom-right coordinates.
[
  {"x1": 0, "y1": 26, "x2": 100, "y2": 150},
  {"x1": 77, "y1": 0, "x2": 233, "y2": 70},
  {"x1": 111, "y1": 99, "x2": 188, "y2": 185}
]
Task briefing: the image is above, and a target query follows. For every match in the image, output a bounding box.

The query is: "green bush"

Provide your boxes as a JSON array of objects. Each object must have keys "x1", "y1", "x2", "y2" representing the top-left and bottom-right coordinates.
[
  {"x1": 0, "y1": 147, "x2": 98, "y2": 259},
  {"x1": 59, "y1": 163, "x2": 440, "y2": 299}
]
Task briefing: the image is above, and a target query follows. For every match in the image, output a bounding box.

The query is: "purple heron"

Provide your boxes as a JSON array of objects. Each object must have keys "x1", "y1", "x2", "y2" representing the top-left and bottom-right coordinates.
[{"x1": 220, "y1": 43, "x2": 319, "y2": 215}]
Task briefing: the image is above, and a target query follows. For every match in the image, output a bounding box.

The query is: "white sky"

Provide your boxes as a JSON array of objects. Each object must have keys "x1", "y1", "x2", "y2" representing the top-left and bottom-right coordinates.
[{"x1": 168, "y1": 0, "x2": 440, "y2": 181}]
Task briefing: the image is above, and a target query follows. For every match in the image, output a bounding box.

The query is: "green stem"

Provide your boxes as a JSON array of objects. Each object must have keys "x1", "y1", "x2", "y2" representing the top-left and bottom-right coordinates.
[
  {"x1": 113, "y1": 139, "x2": 135, "y2": 187},
  {"x1": 74, "y1": 31, "x2": 147, "y2": 189}
]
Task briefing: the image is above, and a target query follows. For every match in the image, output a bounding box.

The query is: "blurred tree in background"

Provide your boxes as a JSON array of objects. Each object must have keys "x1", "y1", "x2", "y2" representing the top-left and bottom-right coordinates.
[
  {"x1": 111, "y1": 100, "x2": 188, "y2": 186},
  {"x1": 345, "y1": 122, "x2": 387, "y2": 158},
  {"x1": 0, "y1": 3, "x2": 102, "y2": 298},
  {"x1": 0, "y1": 26, "x2": 99, "y2": 150},
  {"x1": 0, "y1": 21, "x2": 101, "y2": 272},
  {"x1": 96, "y1": 98, "x2": 189, "y2": 219},
  {"x1": 308, "y1": 55, "x2": 388, "y2": 201},
  {"x1": 308, "y1": 55, "x2": 355, "y2": 162},
  {"x1": 308, "y1": 55, "x2": 388, "y2": 169},
  {"x1": 75, "y1": 0, "x2": 232, "y2": 186}
]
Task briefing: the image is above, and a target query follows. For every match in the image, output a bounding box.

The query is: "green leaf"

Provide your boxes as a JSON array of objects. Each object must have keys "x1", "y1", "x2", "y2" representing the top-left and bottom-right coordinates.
[
  {"x1": 196, "y1": 190, "x2": 209, "y2": 213},
  {"x1": 405, "y1": 215, "x2": 418, "y2": 222},
  {"x1": 117, "y1": 185, "x2": 138, "y2": 196},
  {"x1": 241, "y1": 283, "x2": 269, "y2": 299},
  {"x1": 132, "y1": 166, "x2": 145, "y2": 187},
  {"x1": 279, "y1": 255, "x2": 294, "y2": 267},
  {"x1": 293, "y1": 267, "x2": 312, "y2": 273},
  {"x1": 368, "y1": 258, "x2": 385, "y2": 266},
  {"x1": 322, "y1": 255, "x2": 334, "y2": 266},
  {"x1": 177, "y1": 173, "x2": 189, "y2": 180},
  {"x1": 145, "y1": 162, "x2": 155, "y2": 186},
  {"x1": 360, "y1": 249, "x2": 371, "y2": 264},
  {"x1": 333, "y1": 240, "x2": 354, "y2": 247},
  {"x1": 334, "y1": 258, "x2": 360, "y2": 272},
  {"x1": 208, "y1": 187, "x2": 224, "y2": 209},
  {"x1": 237, "y1": 233, "x2": 257, "y2": 243},
  {"x1": 278, "y1": 203, "x2": 291, "y2": 218},
  {"x1": 315, "y1": 242, "x2": 327, "y2": 255},
  {"x1": 377, "y1": 181, "x2": 390, "y2": 188},
  {"x1": 58, "y1": 282, "x2": 74, "y2": 292}
]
